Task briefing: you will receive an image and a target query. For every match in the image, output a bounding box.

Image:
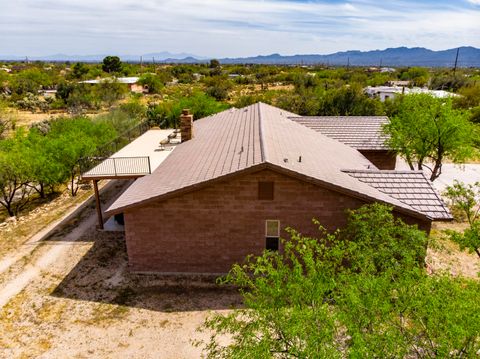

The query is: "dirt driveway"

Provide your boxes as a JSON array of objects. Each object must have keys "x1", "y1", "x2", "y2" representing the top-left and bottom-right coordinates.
[{"x1": 0, "y1": 181, "x2": 240, "y2": 359}]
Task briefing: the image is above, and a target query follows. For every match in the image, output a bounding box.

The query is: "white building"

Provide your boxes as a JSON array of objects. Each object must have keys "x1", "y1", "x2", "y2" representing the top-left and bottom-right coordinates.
[{"x1": 365, "y1": 86, "x2": 459, "y2": 102}]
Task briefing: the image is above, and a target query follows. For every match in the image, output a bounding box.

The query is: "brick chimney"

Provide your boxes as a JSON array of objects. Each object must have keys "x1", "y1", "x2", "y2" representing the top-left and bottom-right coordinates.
[{"x1": 180, "y1": 109, "x2": 193, "y2": 142}]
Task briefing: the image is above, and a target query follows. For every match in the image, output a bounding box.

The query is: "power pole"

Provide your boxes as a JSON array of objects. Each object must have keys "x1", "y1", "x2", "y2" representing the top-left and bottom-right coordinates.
[
  {"x1": 140, "y1": 56, "x2": 143, "y2": 68},
  {"x1": 453, "y1": 48, "x2": 460, "y2": 75},
  {"x1": 347, "y1": 57, "x2": 350, "y2": 69}
]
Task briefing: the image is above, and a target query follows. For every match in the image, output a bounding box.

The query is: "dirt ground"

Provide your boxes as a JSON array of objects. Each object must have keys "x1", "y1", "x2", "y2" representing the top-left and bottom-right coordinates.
[
  {"x1": 0, "y1": 180, "x2": 478, "y2": 358},
  {"x1": 0, "y1": 181, "x2": 240, "y2": 358}
]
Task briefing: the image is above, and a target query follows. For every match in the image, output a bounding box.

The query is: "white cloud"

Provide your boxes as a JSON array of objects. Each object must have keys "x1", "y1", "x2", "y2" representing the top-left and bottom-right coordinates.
[{"x1": 0, "y1": 0, "x2": 478, "y2": 57}]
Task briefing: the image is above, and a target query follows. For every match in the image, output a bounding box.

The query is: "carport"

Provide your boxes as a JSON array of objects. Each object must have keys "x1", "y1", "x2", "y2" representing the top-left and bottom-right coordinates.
[{"x1": 81, "y1": 128, "x2": 178, "y2": 229}]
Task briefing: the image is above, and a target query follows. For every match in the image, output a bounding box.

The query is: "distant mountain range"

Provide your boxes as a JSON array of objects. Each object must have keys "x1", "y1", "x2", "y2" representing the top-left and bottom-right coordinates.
[
  {"x1": 0, "y1": 51, "x2": 206, "y2": 62},
  {"x1": 1, "y1": 47, "x2": 479, "y2": 67}
]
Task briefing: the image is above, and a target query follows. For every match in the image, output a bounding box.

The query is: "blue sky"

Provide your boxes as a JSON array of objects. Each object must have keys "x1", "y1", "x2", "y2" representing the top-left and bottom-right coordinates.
[{"x1": 0, "y1": 0, "x2": 479, "y2": 57}]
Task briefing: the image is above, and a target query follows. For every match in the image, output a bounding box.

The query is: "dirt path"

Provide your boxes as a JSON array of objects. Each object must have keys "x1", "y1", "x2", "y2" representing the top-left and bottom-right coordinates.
[
  {"x1": 0, "y1": 180, "x2": 239, "y2": 358},
  {"x1": 0, "y1": 181, "x2": 118, "y2": 308}
]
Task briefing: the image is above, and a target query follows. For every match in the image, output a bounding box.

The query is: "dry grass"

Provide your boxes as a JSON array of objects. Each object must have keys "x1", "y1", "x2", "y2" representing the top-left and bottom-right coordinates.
[
  {"x1": 0, "y1": 186, "x2": 93, "y2": 258},
  {"x1": 427, "y1": 221, "x2": 480, "y2": 278}
]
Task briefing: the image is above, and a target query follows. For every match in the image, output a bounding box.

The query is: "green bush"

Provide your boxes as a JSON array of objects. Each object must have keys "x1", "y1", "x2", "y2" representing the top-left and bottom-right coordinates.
[{"x1": 198, "y1": 204, "x2": 480, "y2": 358}]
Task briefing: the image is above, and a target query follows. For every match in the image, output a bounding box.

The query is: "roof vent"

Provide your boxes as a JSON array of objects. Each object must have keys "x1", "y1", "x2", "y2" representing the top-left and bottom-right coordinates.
[
  {"x1": 298, "y1": 156, "x2": 302, "y2": 163},
  {"x1": 283, "y1": 158, "x2": 288, "y2": 163}
]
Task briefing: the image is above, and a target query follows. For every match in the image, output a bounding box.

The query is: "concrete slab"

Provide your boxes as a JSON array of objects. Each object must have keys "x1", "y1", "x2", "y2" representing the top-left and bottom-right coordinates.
[
  {"x1": 83, "y1": 129, "x2": 177, "y2": 179},
  {"x1": 396, "y1": 159, "x2": 480, "y2": 192}
]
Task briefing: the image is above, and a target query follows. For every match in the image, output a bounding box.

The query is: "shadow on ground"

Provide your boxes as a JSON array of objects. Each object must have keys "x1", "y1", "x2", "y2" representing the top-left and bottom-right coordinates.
[{"x1": 51, "y1": 229, "x2": 242, "y2": 312}]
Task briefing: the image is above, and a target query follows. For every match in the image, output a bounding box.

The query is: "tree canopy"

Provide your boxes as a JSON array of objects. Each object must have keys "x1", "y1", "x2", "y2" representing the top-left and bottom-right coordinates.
[
  {"x1": 384, "y1": 94, "x2": 474, "y2": 181},
  {"x1": 199, "y1": 204, "x2": 480, "y2": 358},
  {"x1": 102, "y1": 56, "x2": 123, "y2": 73}
]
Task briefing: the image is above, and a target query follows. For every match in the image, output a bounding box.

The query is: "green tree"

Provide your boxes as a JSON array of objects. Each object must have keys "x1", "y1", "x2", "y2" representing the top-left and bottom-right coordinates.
[
  {"x1": 10, "y1": 68, "x2": 52, "y2": 96},
  {"x1": 204, "y1": 76, "x2": 234, "y2": 101},
  {"x1": 138, "y1": 73, "x2": 163, "y2": 94},
  {"x1": 454, "y1": 85, "x2": 480, "y2": 110},
  {"x1": 318, "y1": 85, "x2": 384, "y2": 116},
  {"x1": 0, "y1": 133, "x2": 32, "y2": 216},
  {"x1": 47, "y1": 117, "x2": 117, "y2": 196},
  {"x1": 102, "y1": 56, "x2": 123, "y2": 73},
  {"x1": 146, "y1": 92, "x2": 229, "y2": 128},
  {"x1": 23, "y1": 129, "x2": 65, "y2": 198},
  {"x1": 399, "y1": 67, "x2": 429, "y2": 87},
  {"x1": 384, "y1": 94, "x2": 474, "y2": 181},
  {"x1": 71, "y1": 62, "x2": 89, "y2": 79},
  {"x1": 199, "y1": 204, "x2": 480, "y2": 358},
  {"x1": 444, "y1": 181, "x2": 480, "y2": 258},
  {"x1": 93, "y1": 79, "x2": 127, "y2": 107}
]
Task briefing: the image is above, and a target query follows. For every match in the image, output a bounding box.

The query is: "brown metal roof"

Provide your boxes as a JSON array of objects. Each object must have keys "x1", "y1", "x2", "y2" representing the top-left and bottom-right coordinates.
[
  {"x1": 290, "y1": 116, "x2": 390, "y2": 150},
  {"x1": 106, "y1": 103, "x2": 449, "y2": 220},
  {"x1": 343, "y1": 170, "x2": 452, "y2": 220}
]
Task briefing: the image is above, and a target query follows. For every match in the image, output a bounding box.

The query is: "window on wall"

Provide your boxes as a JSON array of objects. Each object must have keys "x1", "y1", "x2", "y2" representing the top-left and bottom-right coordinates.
[
  {"x1": 265, "y1": 220, "x2": 280, "y2": 251},
  {"x1": 258, "y1": 181, "x2": 274, "y2": 200}
]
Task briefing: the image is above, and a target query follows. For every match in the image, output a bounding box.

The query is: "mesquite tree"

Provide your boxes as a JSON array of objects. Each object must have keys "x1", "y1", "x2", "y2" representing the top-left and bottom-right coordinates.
[{"x1": 384, "y1": 94, "x2": 474, "y2": 181}]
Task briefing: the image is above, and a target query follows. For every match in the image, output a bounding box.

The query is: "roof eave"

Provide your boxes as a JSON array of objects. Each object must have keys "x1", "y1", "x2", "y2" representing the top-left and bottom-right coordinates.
[{"x1": 104, "y1": 162, "x2": 270, "y2": 216}]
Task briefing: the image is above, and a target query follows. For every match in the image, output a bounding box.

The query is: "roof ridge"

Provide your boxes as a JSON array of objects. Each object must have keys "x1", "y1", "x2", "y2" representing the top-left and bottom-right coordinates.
[
  {"x1": 258, "y1": 103, "x2": 267, "y2": 163},
  {"x1": 342, "y1": 169, "x2": 425, "y2": 174}
]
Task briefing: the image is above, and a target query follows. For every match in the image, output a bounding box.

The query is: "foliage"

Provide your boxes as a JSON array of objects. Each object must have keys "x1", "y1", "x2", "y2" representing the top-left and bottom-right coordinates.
[
  {"x1": 430, "y1": 73, "x2": 468, "y2": 91},
  {"x1": 384, "y1": 94, "x2": 474, "y2": 181},
  {"x1": 204, "y1": 76, "x2": 234, "y2": 101},
  {"x1": 64, "y1": 84, "x2": 100, "y2": 113},
  {"x1": 276, "y1": 84, "x2": 384, "y2": 116},
  {"x1": 318, "y1": 84, "x2": 384, "y2": 116},
  {"x1": 0, "y1": 133, "x2": 33, "y2": 216},
  {"x1": 93, "y1": 79, "x2": 128, "y2": 107},
  {"x1": 443, "y1": 181, "x2": 480, "y2": 258},
  {"x1": 147, "y1": 92, "x2": 229, "y2": 128},
  {"x1": 138, "y1": 73, "x2": 163, "y2": 94},
  {"x1": 102, "y1": 56, "x2": 123, "y2": 73},
  {"x1": 399, "y1": 67, "x2": 429, "y2": 87},
  {"x1": 46, "y1": 116, "x2": 117, "y2": 195},
  {"x1": 71, "y1": 62, "x2": 89, "y2": 79},
  {"x1": 15, "y1": 92, "x2": 52, "y2": 113},
  {"x1": 96, "y1": 101, "x2": 146, "y2": 133},
  {"x1": 454, "y1": 85, "x2": 480, "y2": 110},
  {"x1": 9, "y1": 68, "x2": 53, "y2": 96},
  {"x1": 199, "y1": 204, "x2": 480, "y2": 358}
]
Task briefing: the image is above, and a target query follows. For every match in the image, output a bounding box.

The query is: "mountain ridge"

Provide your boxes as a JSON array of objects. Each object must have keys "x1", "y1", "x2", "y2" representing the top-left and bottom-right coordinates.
[{"x1": 0, "y1": 47, "x2": 478, "y2": 67}]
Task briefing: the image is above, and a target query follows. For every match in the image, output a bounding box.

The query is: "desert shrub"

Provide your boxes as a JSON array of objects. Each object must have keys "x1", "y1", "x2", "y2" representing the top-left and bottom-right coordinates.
[{"x1": 147, "y1": 92, "x2": 229, "y2": 128}]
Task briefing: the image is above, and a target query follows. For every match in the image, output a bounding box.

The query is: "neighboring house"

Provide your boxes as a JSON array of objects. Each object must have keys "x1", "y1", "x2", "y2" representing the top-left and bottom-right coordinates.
[
  {"x1": 387, "y1": 80, "x2": 410, "y2": 87},
  {"x1": 365, "y1": 86, "x2": 459, "y2": 102},
  {"x1": 105, "y1": 103, "x2": 451, "y2": 274},
  {"x1": 290, "y1": 116, "x2": 396, "y2": 169},
  {"x1": 80, "y1": 77, "x2": 147, "y2": 93}
]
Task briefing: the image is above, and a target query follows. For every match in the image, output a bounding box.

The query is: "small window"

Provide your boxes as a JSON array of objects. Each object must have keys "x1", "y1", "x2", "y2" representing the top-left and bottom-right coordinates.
[
  {"x1": 265, "y1": 220, "x2": 280, "y2": 251},
  {"x1": 258, "y1": 181, "x2": 274, "y2": 200},
  {"x1": 265, "y1": 220, "x2": 280, "y2": 237}
]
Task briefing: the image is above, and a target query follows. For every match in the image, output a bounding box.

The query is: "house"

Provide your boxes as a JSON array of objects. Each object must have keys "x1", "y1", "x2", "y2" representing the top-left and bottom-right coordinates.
[
  {"x1": 290, "y1": 116, "x2": 396, "y2": 169},
  {"x1": 365, "y1": 86, "x2": 459, "y2": 102},
  {"x1": 105, "y1": 103, "x2": 451, "y2": 274},
  {"x1": 387, "y1": 80, "x2": 410, "y2": 87},
  {"x1": 80, "y1": 77, "x2": 147, "y2": 93}
]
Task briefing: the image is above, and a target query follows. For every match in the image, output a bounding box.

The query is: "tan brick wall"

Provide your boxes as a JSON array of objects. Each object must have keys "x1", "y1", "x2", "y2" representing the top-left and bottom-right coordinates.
[
  {"x1": 359, "y1": 150, "x2": 397, "y2": 170},
  {"x1": 124, "y1": 169, "x2": 429, "y2": 273}
]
